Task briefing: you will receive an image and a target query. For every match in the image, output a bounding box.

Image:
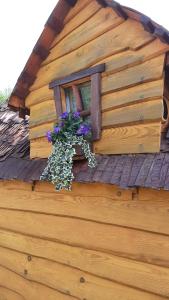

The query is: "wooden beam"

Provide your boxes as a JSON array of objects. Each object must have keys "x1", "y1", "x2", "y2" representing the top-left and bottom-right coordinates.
[
  {"x1": 140, "y1": 16, "x2": 154, "y2": 34},
  {"x1": 18, "y1": 71, "x2": 36, "y2": 86},
  {"x1": 105, "y1": 0, "x2": 128, "y2": 20},
  {"x1": 53, "y1": 85, "x2": 63, "y2": 116},
  {"x1": 96, "y1": 0, "x2": 107, "y2": 7},
  {"x1": 33, "y1": 44, "x2": 50, "y2": 60},
  {"x1": 154, "y1": 28, "x2": 169, "y2": 44},
  {"x1": 91, "y1": 73, "x2": 101, "y2": 140},
  {"x1": 72, "y1": 85, "x2": 83, "y2": 111},
  {"x1": 49, "y1": 64, "x2": 105, "y2": 88},
  {"x1": 46, "y1": 15, "x2": 63, "y2": 33},
  {"x1": 65, "y1": 0, "x2": 78, "y2": 6}
]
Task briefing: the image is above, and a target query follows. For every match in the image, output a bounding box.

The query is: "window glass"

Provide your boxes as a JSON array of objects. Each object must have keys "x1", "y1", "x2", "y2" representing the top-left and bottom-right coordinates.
[
  {"x1": 64, "y1": 87, "x2": 76, "y2": 112},
  {"x1": 64, "y1": 82, "x2": 91, "y2": 112}
]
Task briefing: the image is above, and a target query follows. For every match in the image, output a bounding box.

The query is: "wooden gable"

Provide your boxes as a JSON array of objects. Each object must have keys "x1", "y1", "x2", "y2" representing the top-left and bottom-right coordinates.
[{"x1": 21, "y1": 0, "x2": 169, "y2": 157}]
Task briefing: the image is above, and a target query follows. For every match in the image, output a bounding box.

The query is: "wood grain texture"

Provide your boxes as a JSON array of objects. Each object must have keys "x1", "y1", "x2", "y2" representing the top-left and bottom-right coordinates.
[
  {"x1": 102, "y1": 55, "x2": 164, "y2": 94},
  {"x1": 0, "y1": 228, "x2": 169, "y2": 298},
  {"x1": 46, "y1": 7, "x2": 124, "y2": 64},
  {"x1": 94, "y1": 122, "x2": 161, "y2": 154},
  {"x1": 25, "y1": 38, "x2": 168, "y2": 108},
  {"x1": 0, "y1": 265, "x2": 74, "y2": 300},
  {"x1": 50, "y1": 0, "x2": 100, "y2": 48},
  {"x1": 30, "y1": 19, "x2": 153, "y2": 91},
  {"x1": 0, "y1": 286, "x2": 24, "y2": 300},
  {"x1": 30, "y1": 121, "x2": 161, "y2": 156},
  {"x1": 30, "y1": 100, "x2": 56, "y2": 128},
  {"x1": 102, "y1": 79, "x2": 163, "y2": 111},
  {"x1": 102, "y1": 99, "x2": 163, "y2": 128},
  {"x1": 1, "y1": 187, "x2": 169, "y2": 235},
  {"x1": 63, "y1": 0, "x2": 92, "y2": 25},
  {"x1": 0, "y1": 209, "x2": 169, "y2": 267},
  {"x1": 0, "y1": 245, "x2": 167, "y2": 300}
]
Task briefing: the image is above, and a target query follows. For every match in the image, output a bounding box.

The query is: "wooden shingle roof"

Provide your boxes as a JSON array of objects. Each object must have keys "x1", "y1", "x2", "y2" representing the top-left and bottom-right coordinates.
[{"x1": 1, "y1": 107, "x2": 169, "y2": 190}]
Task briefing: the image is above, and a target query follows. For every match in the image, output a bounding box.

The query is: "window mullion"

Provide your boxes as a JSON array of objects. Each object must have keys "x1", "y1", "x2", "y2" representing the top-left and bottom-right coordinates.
[{"x1": 72, "y1": 84, "x2": 83, "y2": 112}]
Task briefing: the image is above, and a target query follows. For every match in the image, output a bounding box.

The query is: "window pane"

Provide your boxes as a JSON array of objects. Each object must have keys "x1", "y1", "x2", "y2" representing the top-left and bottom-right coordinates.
[
  {"x1": 79, "y1": 82, "x2": 91, "y2": 110},
  {"x1": 64, "y1": 87, "x2": 76, "y2": 112}
]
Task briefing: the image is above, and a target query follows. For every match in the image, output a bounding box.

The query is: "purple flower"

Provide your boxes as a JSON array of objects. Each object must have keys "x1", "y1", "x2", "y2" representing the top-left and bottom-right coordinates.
[
  {"x1": 77, "y1": 124, "x2": 90, "y2": 136},
  {"x1": 54, "y1": 126, "x2": 61, "y2": 134},
  {"x1": 46, "y1": 131, "x2": 52, "y2": 143},
  {"x1": 60, "y1": 112, "x2": 68, "y2": 119},
  {"x1": 73, "y1": 111, "x2": 80, "y2": 119}
]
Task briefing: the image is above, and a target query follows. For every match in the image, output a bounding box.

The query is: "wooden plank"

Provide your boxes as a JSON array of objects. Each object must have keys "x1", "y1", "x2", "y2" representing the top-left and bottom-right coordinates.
[
  {"x1": 26, "y1": 39, "x2": 168, "y2": 108},
  {"x1": 49, "y1": 64, "x2": 105, "y2": 88},
  {"x1": 0, "y1": 264, "x2": 74, "y2": 300},
  {"x1": 30, "y1": 100, "x2": 56, "y2": 128},
  {"x1": 138, "y1": 187, "x2": 169, "y2": 201},
  {"x1": 46, "y1": 7, "x2": 124, "y2": 64},
  {"x1": 0, "y1": 246, "x2": 167, "y2": 300},
  {"x1": 0, "y1": 180, "x2": 32, "y2": 191},
  {"x1": 94, "y1": 122, "x2": 161, "y2": 154},
  {"x1": 25, "y1": 85, "x2": 53, "y2": 108},
  {"x1": 102, "y1": 79, "x2": 163, "y2": 111},
  {"x1": 30, "y1": 122, "x2": 161, "y2": 156},
  {"x1": 1, "y1": 188, "x2": 169, "y2": 235},
  {"x1": 31, "y1": 19, "x2": 154, "y2": 91},
  {"x1": 102, "y1": 99, "x2": 163, "y2": 128},
  {"x1": 63, "y1": 0, "x2": 92, "y2": 24},
  {"x1": 0, "y1": 286, "x2": 24, "y2": 300},
  {"x1": 30, "y1": 137, "x2": 52, "y2": 158},
  {"x1": 0, "y1": 209, "x2": 169, "y2": 267},
  {"x1": 29, "y1": 123, "x2": 54, "y2": 140},
  {"x1": 102, "y1": 55, "x2": 164, "y2": 94},
  {"x1": 0, "y1": 230, "x2": 169, "y2": 298},
  {"x1": 35, "y1": 181, "x2": 131, "y2": 198},
  {"x1": 51, "y1": 0, "x2": 100, "y2": 48}
]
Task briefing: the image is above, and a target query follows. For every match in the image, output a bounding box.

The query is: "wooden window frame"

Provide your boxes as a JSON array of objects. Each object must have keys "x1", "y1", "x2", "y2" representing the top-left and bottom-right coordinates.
[{"x1": 49, "y1": 64, "x2": 105, "y2": 141}]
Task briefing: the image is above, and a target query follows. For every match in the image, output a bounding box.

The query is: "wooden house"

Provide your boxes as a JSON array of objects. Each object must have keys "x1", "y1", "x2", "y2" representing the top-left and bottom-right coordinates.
[{"x1": 1, "y1": 0, "x2": 169, "y2": 298}]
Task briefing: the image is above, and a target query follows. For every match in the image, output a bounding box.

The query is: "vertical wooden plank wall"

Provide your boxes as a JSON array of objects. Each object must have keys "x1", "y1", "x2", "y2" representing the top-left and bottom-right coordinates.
[
  {"x1": 25, "y1": 0, "x2": 169, "y2": 157},
  {"x1": 0, "y1": 180, "x2": 169, "y2": 299}
]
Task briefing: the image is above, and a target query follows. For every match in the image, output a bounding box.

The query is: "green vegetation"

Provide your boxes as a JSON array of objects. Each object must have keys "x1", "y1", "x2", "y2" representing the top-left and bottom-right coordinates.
[{"x1": 0, "y1": 88, "x2": 12, "y2": 105}]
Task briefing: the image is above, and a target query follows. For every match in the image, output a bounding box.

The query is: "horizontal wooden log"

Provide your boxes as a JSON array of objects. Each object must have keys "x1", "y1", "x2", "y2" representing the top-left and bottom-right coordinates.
[
  {"x1": 30, "y1": 121, "x2": 161, "y2": 157},
  {"x1": 0, "y1": 286, "x2": 24, "y2": 300},
  {"x1": 139, "y1": 187, "x2": 169, "y2": 201},
  {"x1": 94, "y1": 122, "x2": 161, "y2": 154},
  {"x1": 0, "y1": 245, "x2": 167, "y2": 299},
  {"x1": 102, "y1": 99, "x2": 163, "y2": 128},
  {"x1": 30, "y1": 100, "x2": 56, "y2": 128},
  {"x1": 102, "y1": 79, "x2": 163, "y2": 111},
  {"x1": 34, "y1": 181, "x2": 127, "y2": 198},
  {"x1": 49, "y1": 64, "x2": 105, "y2": 88},
  {"x1": 0, "y1": 209, "x2": 169, "y2": 267},
  {"x1": 1, "y1": 187, "x2": 169, "y2": 235},
  {"x1": 0, "y1": 264, "x2": 73, "y2": 300},
  {"x1": 30, "y1": 19, "x2": 154, "y2": 91},
  {"x1": 51, "y1": 0, "x2": 100, "y2": 48},
  {"x1": 46, "y1": 7, "x2": 124, "y2": 64},
  {"x1": 102, "y1": 55, "x2": 164, "y2": 94},
  {"x1": 26, "y1": 39, "x2": 168, "y2": 108},
  {"x1": 63, "y1": 0, "x2": 92, "y2": 25}
]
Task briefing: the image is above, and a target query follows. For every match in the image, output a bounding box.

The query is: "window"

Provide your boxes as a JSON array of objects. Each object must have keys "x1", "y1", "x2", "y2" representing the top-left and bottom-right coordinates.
[{"x1": 49, "y1": 64, "x2": 105, "y2": 141}]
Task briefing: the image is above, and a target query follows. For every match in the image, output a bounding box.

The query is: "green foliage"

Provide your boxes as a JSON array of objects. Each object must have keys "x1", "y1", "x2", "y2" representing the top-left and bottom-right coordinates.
[
  {"x1": 40, "y1": 112, "x2": 97, "y2": 191},
  {"x1": 0, "y1": 88, "x2": 12, "y2": 105}
]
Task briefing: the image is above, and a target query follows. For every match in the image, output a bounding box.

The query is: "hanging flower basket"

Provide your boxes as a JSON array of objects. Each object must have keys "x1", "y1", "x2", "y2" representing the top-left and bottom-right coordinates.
[{"x1": 40, "y1": 111, "x2": 97, "y2": 191}]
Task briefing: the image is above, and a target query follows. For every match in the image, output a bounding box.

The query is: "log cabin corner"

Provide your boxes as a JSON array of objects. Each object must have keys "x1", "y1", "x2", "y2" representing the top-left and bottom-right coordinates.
[{"x1": 1, "y1": 0, "x2": 169, "y2": 299}]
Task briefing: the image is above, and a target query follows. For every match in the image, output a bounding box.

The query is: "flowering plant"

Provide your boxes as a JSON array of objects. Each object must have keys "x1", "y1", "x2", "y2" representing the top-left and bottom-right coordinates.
[{"x1": 40, "y1": 112, "x2": 97, "y2": 191}]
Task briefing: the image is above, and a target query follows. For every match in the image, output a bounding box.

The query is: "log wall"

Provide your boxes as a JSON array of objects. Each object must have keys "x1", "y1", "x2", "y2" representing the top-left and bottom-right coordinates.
[
  {"x1": 0, "y1": 180, "x2": 169, "y2": 299},
  {"x1": 25, "y1": 0, "x2": 169, "y2": 158}
]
